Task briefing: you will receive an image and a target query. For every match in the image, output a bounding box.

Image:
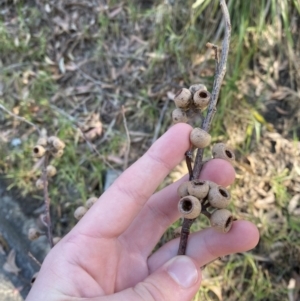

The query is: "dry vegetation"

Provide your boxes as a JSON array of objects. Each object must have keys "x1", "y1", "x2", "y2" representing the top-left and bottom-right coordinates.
[{"x1": 0, "y1": 0, "x2": 300, "y2": 300}]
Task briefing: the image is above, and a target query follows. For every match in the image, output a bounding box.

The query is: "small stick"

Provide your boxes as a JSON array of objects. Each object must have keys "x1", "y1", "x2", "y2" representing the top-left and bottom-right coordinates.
[
  {"x1": 28, "y1": 252, "x2": 42, "y2": 267},
  {"x1": 178, "y1": 0, "x2": 231, "y2": 255},
  {"x1": 177, "y1": 218, "x2": 195, "y2": 255},
  {"x1": 42, "y1": 153, "x2": 54, "y2": 248},
  {"x1": 185, "y1": 150, "x2": 194, "y2": 181},
  {"x1": 152, "y1": 99, "x2": 170, "y2": 144},
  {"x1": 0, "y1": 104, "x2": 41, "y2": 135},
  {"x1": 121, "y1": 106, "x2": 131, "y2": 170},
  {"x1": 193, "y1": 0, "x2": 231, "y2": 180}
]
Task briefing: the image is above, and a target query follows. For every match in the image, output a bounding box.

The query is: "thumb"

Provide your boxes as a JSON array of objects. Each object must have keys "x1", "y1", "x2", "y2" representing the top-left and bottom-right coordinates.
[{"x1": 105, "y1": 256, "x2": 201, "y2": 301}]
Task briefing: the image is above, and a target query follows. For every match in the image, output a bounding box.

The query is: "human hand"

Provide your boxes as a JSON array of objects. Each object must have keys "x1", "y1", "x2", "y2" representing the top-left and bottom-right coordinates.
[{"x1": 26, "y1": 124, "x2": 259, "y2": 301}]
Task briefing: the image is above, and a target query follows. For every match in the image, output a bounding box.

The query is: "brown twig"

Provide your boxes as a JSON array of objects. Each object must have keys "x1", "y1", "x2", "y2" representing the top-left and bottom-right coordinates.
[
  {"x1": 28, "y1": 252, "x2": 42, "y2": 267},
  {"x1": 193, "y1": 0, "x2": 231, "y2": 180},
  {"x1": 49, "y1": 104, "x2": 114, "y2": 169},
  {"x1": 177, "y1": 218, "x2": 195, "y2": 255},
  {"x1": 0, "y1": 104, "x2": 41, "y2": 136},
  {"x1": 121, "y1": 106, "x2": 131, "y2": 170},
  {"x1": 42, "y1": 153, "x2": 54, "y2": 248},
  {"x1": 152, "y1": 99, "x2": 170, "y2": 144},
  {"x1": 178, "y1": 0, "x2": 231, "y2": 255}
]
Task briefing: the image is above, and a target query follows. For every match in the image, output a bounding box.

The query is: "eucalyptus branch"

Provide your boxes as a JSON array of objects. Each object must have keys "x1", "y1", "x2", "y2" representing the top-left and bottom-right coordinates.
[
  {"x1": 177, "y1": 0, "x2": 231, "y2": 256},
  {"x1": 193, "y1": 0, "x2": 231, "y2": 180}
]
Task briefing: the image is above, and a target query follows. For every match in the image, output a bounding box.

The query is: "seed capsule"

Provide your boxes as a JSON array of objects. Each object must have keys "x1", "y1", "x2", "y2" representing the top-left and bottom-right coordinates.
[
  {"x1": 208, "y1": 186, "x2": 231, "y2": 209},
  {"x1": 74, "y1": 206, "x2": 87, "y2": 220},
  {"x1": 37, "y1": 137, "x2": 47, "y2": 147},
  {"x1": 33, "y1": 145, "x2": 46, "y2": 158},
  {"x1": 207, "y1": 180, "x2": 218, "y2": 189},
  {"x1": 35, "y1": 179, "x2": 45, "y2": 190},
  {"x1": 212, "y1": 143, "x2": 235, "y2": 163},
  {"x1": 28, "y1": 228, "x2": 41, "y2": 241},
  {"x1": 48, "y1": 136, "x2": 65, "y2": 150},
  {"x1": 52, "y1": 149, "x2": 64, "y2": 158},
  {"x1": 189, "y1": 84, "x2": 207, "y2": 95},
  {"x1": 187, "y1": 180, "x2": 209, "y2": 200},
  {"x1": 177, "y1": 181, "x2": 189, "y2": 198},
  {"x1": 53, "y1": 237, "x2": 61, "y2": 245},
  {"x1": 172, "y1": 108, "x2": 188, "y2": 124},
  {"x1": 190, "y1": 128, "x2": 211, "y2": 149},
  {"x1": 174, "y1": 88, "x2": 192, "y2": 110},
  {"x1": 46, "y1": 165, "x2": 57, "y2": 177},
  {"x1": 86, "y1": 197, "x2": 98, "y2": 209},
  {"x1": 178, "y1": 196, "x2": 202, "y2": 219},
  {"x1": 193, "y1": 89, "x2": 211, "y2": 110},
  {"x1": 210, "y1": 209, "x2": 233, "y2": 233}
]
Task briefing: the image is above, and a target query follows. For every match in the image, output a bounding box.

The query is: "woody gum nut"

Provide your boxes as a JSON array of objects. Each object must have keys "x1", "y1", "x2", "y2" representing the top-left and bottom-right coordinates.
[
  {"x1": 193, "y1": 89, "x2": 211, "y2": 110},
  {"x1": 74, "y1": 206, "x2": 87, "y2": 220},
  {"x1": 207, "y1": 180, "x2": 219, "y2": 189},
  {"x1": 177, "y1": 181, "x2": 190, "y2": 198},
  {"x1": 35, "y1": 179, "x2": 45, "y2": 190},
  {"x1": 86, "y1": 197, "x2": 98, "y2": 209},
  {"x1": 178, "y1": 196, "x2": 202, "y2": 219},
  {"x1": 53, "y1": 237, "x2": 61, "y2": 245},
  {"x1": 212, "y1": 143, "x2": 235, "y2": 163},
  {"x1": 46, "y1": 165, "x2": 57, "y2": 177},
  {"x1": 28, "y1": 228, "x2": 41, "y2": 241},
  {"x1": 187, "y1": 180, "x2": 209, "y2": 200},
  {"x1": 189, "y1": 84, "x2": 207, "y2": 94},
  {"x1": 190, "y1": 128, "x2": 211, "y2": 149},
  {"x1": 37, "y1": 137, "x2": 47, "y2": 147},
  {"x1": 208, "y1": 186, "x2": 231, "y2": 209},
  {"x1": 53, "y1": 139, "x2": 65, "y2": 150},
  {"x1": 210, "y1": 209, "x2": 233, "y2": 233},
  {"x1": 33, "y1": 145, "x2": 46, "y2": 158},
  {"x1": 48, "y1": 136, "x2": 65, "y2": 150},
  {"x1": 172, "y1": 108, "x2": 188, "y2": 124},
  {"x1": 174, "y1": 88, "x2": 192, "y2": 110},
  {"x1": 52, "y1": 149, "x2": 64, "y2": 158}
]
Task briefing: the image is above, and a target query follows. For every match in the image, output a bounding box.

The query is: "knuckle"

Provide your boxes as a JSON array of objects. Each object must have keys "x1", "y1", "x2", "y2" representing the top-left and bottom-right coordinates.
[{"x1": 133, "y1": 281, "x2": 166, "y2": 301}]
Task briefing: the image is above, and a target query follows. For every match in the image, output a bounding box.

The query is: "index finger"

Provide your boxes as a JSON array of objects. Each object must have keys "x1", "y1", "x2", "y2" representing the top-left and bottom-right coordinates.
[{"x1": 75, "y1": 123, "x2": 193, "y2": 238}]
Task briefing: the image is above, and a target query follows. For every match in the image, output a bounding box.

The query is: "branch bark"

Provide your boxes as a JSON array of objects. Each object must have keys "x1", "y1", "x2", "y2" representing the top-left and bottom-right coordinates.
[
  {"x1": 177, "y1": 0, "x2": 231, "y2": 256},
  {"x1": 42, "y1": 154, "x2": 54, "y2": 248}
]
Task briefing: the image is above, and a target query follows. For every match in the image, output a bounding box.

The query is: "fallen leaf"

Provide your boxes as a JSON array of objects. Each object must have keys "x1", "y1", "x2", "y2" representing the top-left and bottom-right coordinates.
[
  {"x1": 3, "y1": 249, "x2": 21, "y2": 275},
  {"x1": 288, "y1": 194, "x2": 300, "y2": 214}
]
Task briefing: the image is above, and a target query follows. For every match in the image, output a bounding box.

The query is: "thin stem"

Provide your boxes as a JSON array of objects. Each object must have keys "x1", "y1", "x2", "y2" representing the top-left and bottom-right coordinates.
[
  {"x1": 193, "y1": 0, "x2": 231, "y2": 180},
  {"x1": 0, "y1": 104, "x2": 41, "y2": 135},
  {"x1": 122, "y1": 106, "x2": 131, "y2": 170},
  {"x1": 177, "y1": 218, "x2": 195, "y2": 255},
  {"x1": 42, "y1": 154, "x2": 54, "y2": 248},
  {"x1": 177, "y1": 0, "x2": 231, "y2": 255}
]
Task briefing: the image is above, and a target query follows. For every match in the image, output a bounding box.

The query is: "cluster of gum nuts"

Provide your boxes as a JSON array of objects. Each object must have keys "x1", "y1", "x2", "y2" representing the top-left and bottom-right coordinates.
[
  {"x1": 177, "y1": 142, "x2": 236, "y2": 233},
  {"x1": 74, "y1": 197, "x2": 98, "y2": 220},
  {"x1": 32, "y1": 136, "x2": 66, "y2": 190},
  {"x1": 172, "y1": 84, "x2": 211, "y2": 124},
  {"x1": 171, "y1": 83, "x2": 236, "y2": 233}
]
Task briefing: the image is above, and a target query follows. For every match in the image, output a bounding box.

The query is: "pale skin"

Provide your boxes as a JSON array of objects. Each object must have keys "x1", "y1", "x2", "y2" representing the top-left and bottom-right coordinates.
[{"x1": 26, "y1": 124, "x2": 259, "y2": 301}]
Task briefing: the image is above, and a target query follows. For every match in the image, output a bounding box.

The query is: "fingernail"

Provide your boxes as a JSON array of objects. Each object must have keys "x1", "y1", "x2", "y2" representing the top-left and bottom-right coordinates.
[{"x1": 166, "y1": 256, "x2": 199, "y2": 288}]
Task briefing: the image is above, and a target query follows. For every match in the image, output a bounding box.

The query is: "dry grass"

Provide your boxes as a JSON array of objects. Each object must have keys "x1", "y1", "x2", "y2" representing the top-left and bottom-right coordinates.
[{"x1": 0, "y1": 0, "x2": 300, "y2": 300}]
